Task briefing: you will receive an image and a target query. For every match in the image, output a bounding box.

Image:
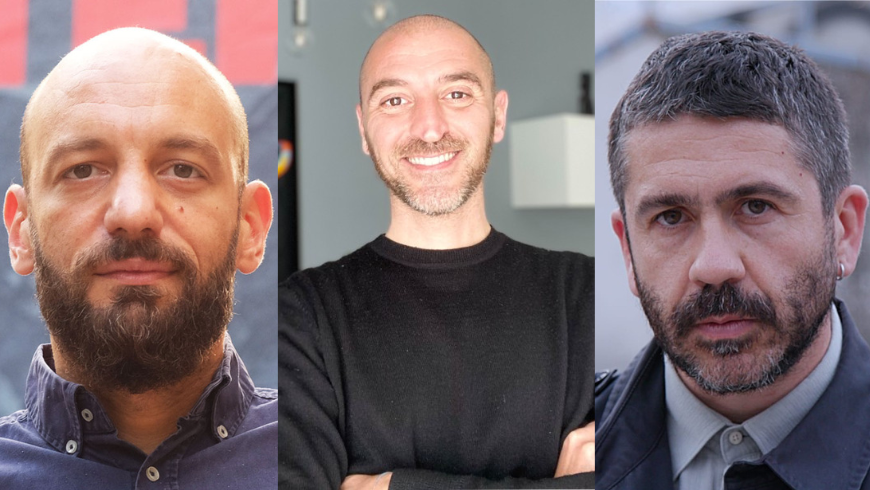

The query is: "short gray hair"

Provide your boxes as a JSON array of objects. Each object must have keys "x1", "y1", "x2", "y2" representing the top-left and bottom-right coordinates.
[{"x1": 609, "y1": 31, "x2": 849, "y2": 216}]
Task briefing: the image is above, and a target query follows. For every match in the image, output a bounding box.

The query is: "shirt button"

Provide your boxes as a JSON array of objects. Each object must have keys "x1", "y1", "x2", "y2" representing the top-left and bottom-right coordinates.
[
  {"x1": 81, "y1": 409, "x2": 94, "y2": 422},
  {"x1": 728, "y1": 431, "x2": 744, "y2": 445},
  {"x1": 146, "y1": 466, "x2": 160, "y2": 482},
  {"x1": 65, "y1": 440, "x2": 78, "y2": 453},
  {"x1": 217, "y1": 424, "x2": 229, "y2": 439}
]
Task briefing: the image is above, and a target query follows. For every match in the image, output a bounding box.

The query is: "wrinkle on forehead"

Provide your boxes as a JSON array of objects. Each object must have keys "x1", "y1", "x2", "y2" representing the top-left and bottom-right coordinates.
[
  {"x1": 22, "y1": 27, "x2": 248, "y2": 187},
  {"x1": 623, "y1": 117, "x2": 797, "y2": 188}
]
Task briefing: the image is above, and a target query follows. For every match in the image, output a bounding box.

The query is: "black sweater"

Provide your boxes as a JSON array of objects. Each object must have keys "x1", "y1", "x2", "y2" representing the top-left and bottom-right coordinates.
[{"x1": 279, "y1": 230, "x2": 595, "y2": 489}]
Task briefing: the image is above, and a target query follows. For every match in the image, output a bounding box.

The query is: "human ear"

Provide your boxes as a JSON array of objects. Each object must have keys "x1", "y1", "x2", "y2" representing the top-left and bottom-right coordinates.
[
  {"x1": 492, "y1": 90, "x2": 509, "y2": 144},
  {"x1": 833, "y1": 185, "x2": 868, "y2": 279},
  {"x1": 235, "y1": 180, "x2": 273, "y2": 274},
  {"x1": 356, "y1": 105, "x2": 370, "y2": 156},
  {"x1": 611, "y1": 208, "x2": 639, "y2": 297},
  {"x1": 4, "y1": 185, "x2": 34, "y2": 275}
]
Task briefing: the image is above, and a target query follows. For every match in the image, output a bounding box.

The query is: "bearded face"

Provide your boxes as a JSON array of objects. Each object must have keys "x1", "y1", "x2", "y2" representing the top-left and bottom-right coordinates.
[
  {"x1": 634, "y1": 234, "x2": 835, "y2": 394},
  {"x1": 33, "y1": 232, "x2": 237, "y2": 394},
  {"x1": 366, "y1": 123, "x2": 494, "y2": 217}
]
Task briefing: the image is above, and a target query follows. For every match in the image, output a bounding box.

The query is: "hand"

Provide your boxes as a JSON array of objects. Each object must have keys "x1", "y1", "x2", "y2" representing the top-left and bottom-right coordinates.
[
  {"x1": 341, "y1": 472, "x2": 393, "y2": 490},
  {"x1": 554, "y1": 422, "x2": 595, "y2": 477}
]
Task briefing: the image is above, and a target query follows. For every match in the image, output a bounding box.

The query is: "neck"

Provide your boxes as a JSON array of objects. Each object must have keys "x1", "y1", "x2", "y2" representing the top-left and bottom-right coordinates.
[
  {"x1": 386, "y1": 187, "x2": 491, "y2": 250},
  {"x1": 678, "y1": 312, "x2": 833, "y2": 423},
  {"x1": 52, "y1": 338, "x2": 225, "y2": 454}
]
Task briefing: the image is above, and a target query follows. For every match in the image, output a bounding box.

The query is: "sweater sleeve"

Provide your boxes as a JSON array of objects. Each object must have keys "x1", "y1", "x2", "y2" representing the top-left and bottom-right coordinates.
[
  {"x1": 389, "y1": 469, "x2": 595, "y2": 489},
  {"x1": 278, "y1": 277, "x2": 347, "y2": 490}
]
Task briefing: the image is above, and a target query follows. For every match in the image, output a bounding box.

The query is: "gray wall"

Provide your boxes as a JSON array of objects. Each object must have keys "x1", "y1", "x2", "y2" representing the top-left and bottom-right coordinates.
[{"x1": 279, "y1": 0, "x2": 595, "y2": 270}]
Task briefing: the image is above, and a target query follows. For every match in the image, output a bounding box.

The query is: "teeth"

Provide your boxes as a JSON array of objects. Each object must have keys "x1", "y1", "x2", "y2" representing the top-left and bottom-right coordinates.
[{"x1": 407, "y1": 152, "x2": 456, "y2": 166}]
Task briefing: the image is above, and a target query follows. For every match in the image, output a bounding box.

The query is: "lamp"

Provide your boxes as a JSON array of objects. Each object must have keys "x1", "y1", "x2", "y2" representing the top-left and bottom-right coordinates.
[
  {"x1": 287, "y1": 0, "x2": 314, "y2": 55},
  {"x1": 365, "y1": 0, "x2": 397, "y2": 28}
]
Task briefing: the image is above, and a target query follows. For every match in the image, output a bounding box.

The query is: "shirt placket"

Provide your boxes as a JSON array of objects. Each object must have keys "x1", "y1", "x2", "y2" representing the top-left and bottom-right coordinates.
[{"x1": 134, "y1": 418, "x2": 200, "y2": 490}]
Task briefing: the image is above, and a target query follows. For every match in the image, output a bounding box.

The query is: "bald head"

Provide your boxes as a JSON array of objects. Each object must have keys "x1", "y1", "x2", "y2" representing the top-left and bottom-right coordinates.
[
  {"x1": 359, "y1": 15, "x2": 496, "y2": 105},
  {"x1": 20, "y1": 27, "x2": 248, "y2": 189}
]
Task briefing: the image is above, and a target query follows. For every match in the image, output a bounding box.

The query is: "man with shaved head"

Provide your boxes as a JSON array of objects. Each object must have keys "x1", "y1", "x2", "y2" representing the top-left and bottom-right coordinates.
[
  {"x1": 280, "y1": 15, "x2": 595, "y2": 489},
  {"x1": 0, "y1": 28, "x2": 275, "y2": 488}
]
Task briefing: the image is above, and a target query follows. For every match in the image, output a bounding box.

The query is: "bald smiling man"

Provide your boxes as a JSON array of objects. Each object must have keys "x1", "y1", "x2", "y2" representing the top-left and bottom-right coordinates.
[
  {"x1": 0, "y1": 28, "x2": 275, "y2": 488},
  {"x1": 280, "y1": 15, "x2": 595, "y2": 490}
]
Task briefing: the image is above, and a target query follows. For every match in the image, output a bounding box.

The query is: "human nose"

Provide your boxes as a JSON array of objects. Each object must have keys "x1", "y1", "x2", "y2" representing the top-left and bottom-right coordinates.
[
  {"x1": 103, "y1": 167, "x2": 163, "y2": 238},
  {"x1": 409, "y1": 97, "x2": 448, "y2": 143},
  {"x1": 688, "y1": 219, "x2": 745, "y2": 287}
]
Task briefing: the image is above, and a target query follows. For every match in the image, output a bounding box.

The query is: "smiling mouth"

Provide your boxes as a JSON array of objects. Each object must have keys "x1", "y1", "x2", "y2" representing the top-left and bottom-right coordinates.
[{"x1": 406, "y1": 152, "x2": 458, "y2": 167}]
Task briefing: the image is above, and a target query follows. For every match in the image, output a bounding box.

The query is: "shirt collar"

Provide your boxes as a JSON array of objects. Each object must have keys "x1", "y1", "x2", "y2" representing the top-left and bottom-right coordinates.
[
  {"x1": 744, "y1": 303, "x2": 842, "y2": 454},
  {"x1": 24, "y1": 333, "x2": 257, "y2": 453},
  {"x1": 665, "y1": 349, "x2": 732, "y2": 479},
  {"x1": 665, "y1": 303, "x2": 843, "y2": 479}
]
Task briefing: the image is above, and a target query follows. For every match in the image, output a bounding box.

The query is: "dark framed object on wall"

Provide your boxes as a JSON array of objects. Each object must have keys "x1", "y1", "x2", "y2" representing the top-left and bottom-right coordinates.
[{"x1": 278, "y1": 81, "x2": 298, "y2": 281}]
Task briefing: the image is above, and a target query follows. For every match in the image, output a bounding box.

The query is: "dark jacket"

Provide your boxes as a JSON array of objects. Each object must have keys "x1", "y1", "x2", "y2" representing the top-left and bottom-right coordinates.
[{"x1": 595, "y1": 300, "x2": 870, "y2": 490}]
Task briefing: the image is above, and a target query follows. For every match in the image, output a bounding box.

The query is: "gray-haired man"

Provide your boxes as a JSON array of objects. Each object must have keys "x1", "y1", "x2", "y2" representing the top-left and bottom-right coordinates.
[{"x1": 596, "y1": 31, "x2": 870, "y2": 489}]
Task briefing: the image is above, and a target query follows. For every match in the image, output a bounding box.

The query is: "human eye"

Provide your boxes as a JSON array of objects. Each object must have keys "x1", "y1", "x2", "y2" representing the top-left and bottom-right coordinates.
[
  {"x1": 62, "y1": 164, "x2": 99, "y2": 180},
  {"x1": 162, "y1": 163, "x2": 203, "y2": 179},
  {"x1": 382, "y1": 96, "x2": 407, "y2": 108},
  {"x1": 655, "y1": 209, "x2": 685, "y2": 227},
  {"x1": 443, "y1": 90, "x2": 475, "y2": 107},
  {"x1": 741, "y1": 199, "x2": 772, "y2": 216}
]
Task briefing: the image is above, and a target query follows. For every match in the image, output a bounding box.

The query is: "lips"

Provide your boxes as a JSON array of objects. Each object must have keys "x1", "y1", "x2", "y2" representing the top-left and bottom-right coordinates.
[
  {"x1": 694, "y1": 316, "x2": 756, "y2": 340},
  {"x1": 406, "y1": 152, "x2": 458, "y2": 167},
  {"x1": 93, "y1": 258, "x2": 176, "y2": 285}
]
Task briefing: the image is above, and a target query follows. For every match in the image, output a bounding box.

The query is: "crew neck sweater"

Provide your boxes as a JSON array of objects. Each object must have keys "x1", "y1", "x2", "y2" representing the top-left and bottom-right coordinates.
[{"x1": 279, "y1": 229, "x2": 595, "y2": 489}]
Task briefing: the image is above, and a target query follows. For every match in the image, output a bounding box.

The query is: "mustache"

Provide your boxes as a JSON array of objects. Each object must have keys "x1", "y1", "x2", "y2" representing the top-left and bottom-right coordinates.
[
  {"x1": 672, "y1": 282, "x2": 777, "y2": 336},
  {"x1": 74, "y1": 236, "x2": 195, "y2": 276},
  {"x1": 396, "y1": 135, "x2": 467, "y2": 158}
]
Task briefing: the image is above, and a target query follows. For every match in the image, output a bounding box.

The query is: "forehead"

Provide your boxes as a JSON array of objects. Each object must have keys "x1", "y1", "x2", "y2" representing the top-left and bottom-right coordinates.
[
  {"x1": 27, "y1": 47, "x2": 237, "y2": 176},
  {"x1": 361, "y1": 25, "x2": 491, "y2": 93},
  {"x1": 622, "y1": 117, "x2": 819, "y2": 210}
]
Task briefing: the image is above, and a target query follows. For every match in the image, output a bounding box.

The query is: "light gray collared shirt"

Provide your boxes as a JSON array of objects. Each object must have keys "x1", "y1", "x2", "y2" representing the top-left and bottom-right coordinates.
[{"x1": 665, "y1": 304, "x2": 843, "y2": 490}]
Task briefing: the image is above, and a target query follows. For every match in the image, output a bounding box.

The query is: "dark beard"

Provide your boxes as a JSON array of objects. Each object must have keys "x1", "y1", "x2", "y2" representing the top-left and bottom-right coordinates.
[
  {"x1": 34, "y1": 233, "x2": 237, "y2": 394},
  {"x1": 635, "y1": 240, "x2": 835, "y2": 394}
]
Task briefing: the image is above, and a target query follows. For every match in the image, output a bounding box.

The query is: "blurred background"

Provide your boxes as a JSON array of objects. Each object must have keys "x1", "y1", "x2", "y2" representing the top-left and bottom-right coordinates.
[
  {"x1": 0, "y1": 0, "x2": 278, "y2": 414},
  {"x1": 278, "y1": 0, "x2": 595, "y2": 279},
  {"x1": 595, "y1": 1, "x2": 870, "y2": 371}
]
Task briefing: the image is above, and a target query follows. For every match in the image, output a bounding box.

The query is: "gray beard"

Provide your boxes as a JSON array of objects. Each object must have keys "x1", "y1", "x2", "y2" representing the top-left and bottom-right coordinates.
[
  {"x1": 366, "y1": 124, "x2": 493, "y2": 217},
  {"x1": 634, "y1": 235, "x2": 835, "y2": 394}
]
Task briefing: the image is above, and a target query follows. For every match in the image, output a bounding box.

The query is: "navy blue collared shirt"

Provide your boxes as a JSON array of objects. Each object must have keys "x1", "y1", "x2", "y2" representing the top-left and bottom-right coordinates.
[{"x1": 0, "y1": 338, "x2": 277, "y2": 489}]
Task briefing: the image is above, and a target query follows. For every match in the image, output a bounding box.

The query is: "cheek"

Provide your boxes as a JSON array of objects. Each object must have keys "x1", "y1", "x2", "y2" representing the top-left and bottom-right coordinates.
[
  {"x1": 633, "y1": 238, "x2": 685, "y2": 276},
  {"x1": 173, "y1": 203, "x2": 239, "y2": 265},
  {"x1": 366, "y1": 118, "x2": 403, "y2": 148},
  {"x1": 631, "y1": 242, "x2": 694, "y2": 303},
  {"x1": 32, "y1": 206, "x2": 101, "y2": 265},
  {"x1": 457, "y1": 109, "x2": 494, "y2": 139}
]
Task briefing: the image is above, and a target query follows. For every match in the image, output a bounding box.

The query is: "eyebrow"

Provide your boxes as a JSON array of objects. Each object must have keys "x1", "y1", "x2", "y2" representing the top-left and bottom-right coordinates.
[
  {"x1": 715, "y1": 182, "x2": 799, "y2": 206},
  {"x1": 440, "y1": 71, "x2": 484, "y2": 90},
  {"x1": 368, "y1": 78, "x2": 407, "y2": 103},
  {"x1": 159, "y1": 136, "x2": 223, "y2": 166},
  {"x1": 634, "y1": 181, "x2": 800, "y2": 218},
  {"x1": 45, "y1": 138, "x2": 109, "y2": 169},
  {"x1": 44, "y1": 136, "x2": 224, "y2": 171},
  {"x1": 635, "y1": 192, "x2": 699, "y2": 219},
  {"x1": 366, "y1": 71, "x2": 486, "y2": 104}
]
